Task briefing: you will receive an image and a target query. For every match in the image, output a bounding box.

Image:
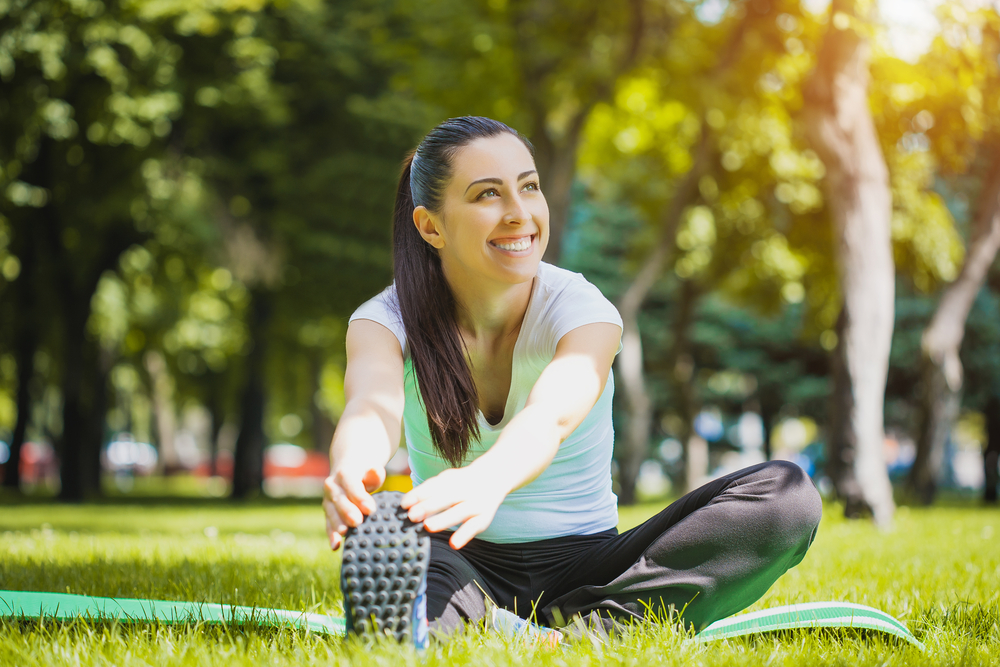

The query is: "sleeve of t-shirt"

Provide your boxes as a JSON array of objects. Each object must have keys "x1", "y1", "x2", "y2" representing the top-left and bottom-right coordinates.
[
  {"x1": 347, "y1": 284, "x2": 407, "y2": 355},
  {"x1": 545, "y1": 274, "x2": 624, "y2": 356}
]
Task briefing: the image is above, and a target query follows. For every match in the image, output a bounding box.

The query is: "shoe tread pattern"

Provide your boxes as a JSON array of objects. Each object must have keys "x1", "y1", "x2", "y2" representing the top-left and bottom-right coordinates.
[{"x1": 341, "y1": 491, "x2": 430, "y2": 642}]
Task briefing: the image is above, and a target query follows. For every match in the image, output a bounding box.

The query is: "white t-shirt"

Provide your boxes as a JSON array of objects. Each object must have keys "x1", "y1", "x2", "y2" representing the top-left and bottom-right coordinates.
[{"x1": 348, "y1": 262, "x2": 623, "y2": 543}]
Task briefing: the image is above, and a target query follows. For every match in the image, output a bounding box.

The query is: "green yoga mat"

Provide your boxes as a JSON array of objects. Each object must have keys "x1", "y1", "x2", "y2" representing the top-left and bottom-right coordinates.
[
  {"x1": 0, "y1": 590, "x2": 344, "y2": 636},
  {"x1": 695, "y1": 601, "x2": 925, "y2": 649},
  {"x1": 1, "y1": 590, "x2": 922, "y2": 648}
]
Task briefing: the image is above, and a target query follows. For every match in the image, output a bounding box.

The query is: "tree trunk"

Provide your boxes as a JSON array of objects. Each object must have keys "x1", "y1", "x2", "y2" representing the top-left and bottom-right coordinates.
[
  {"x1": 801, "y1": 0, "x2": 895, "y2": 527},
  {"x1": 58, "y1": 308, "x2": 108, "y2": 501},
  {"x1": 3, "y1": 235, "x2": 37, "y2": 491},
  {"x1": 615, "y1": 294, "x2": 653, "y2": 506},
  {"x1": 984, "y1": 393, "x2": 999, "y2": 504},
  {"x1": 669, "y1": 282, "x2": 701, "y2": 493},
  {"x1": 206, "y1": 375, "x2": 225, "y2": 478},
  {"x1": 614, "y1": 137, "x2": 709, "y2": 504},
  {"x1": 231, "y1": 290, "x2": 271, "y2": 499},
  {"x1": 759, "y1": 395, "x2": 777, "y2": 462},
  {"x1": 910, "y1": 152, "x2": 1000, "y2": 503},
  {"x1": 144, "y1": 350, "x2": 180, "y2": 473},
  {"x1": 536, "y1": 135, "x2": 581, "y2": 265}
]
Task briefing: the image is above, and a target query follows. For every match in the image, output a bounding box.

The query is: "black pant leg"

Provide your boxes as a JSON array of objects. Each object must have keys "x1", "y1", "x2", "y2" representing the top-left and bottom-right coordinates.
[
  {"x1": 426, "y1": 533, "x2": 535, "y2": 635},
  {"x1": 426, "y1": 534, "x2": 495, "y2": 636},
  {"x1": 541, "y1": 461, "x2": 822, "y2": 632}
]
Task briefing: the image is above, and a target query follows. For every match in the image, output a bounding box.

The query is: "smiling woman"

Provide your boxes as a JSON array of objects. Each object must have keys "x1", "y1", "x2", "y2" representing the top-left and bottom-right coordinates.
[{"x1": 321, "y1": 117, "x2": 822, "y2": 648}]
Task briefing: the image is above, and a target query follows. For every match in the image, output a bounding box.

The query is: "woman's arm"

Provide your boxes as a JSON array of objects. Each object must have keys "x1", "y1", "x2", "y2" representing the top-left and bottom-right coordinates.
[
  {"x1": 401, "y1": 321, "x2": 622, "y2": 549},
  {"x1": 322, "y1": 319, "x2": 406, "y2": 549}
]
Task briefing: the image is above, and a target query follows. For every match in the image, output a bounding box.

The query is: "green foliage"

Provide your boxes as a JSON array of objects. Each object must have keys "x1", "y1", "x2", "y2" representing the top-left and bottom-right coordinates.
[
  {"x1": 0, "y1": 0, "x2": 426, "y2": 475},
  {"x1": 2, "y1": 0, "x2": 1000, "y2": 497}
]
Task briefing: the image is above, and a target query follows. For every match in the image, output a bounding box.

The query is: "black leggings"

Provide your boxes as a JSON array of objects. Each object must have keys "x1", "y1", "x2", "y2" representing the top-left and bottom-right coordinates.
[{"x1": 427, "y1": 460, "x2": 822, "y2": 634}]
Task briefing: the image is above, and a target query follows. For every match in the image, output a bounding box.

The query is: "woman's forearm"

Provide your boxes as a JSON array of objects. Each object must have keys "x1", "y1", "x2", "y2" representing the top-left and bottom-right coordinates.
[
  {"x1": 465, "y1": 326, "x2": 618, "y2": 495},
  {"x1": 465, "y1": 403, "x2": 564, "y2": 495},
  {"x1": 329, "y1": 398, "x2": 400, "y2": 473}
]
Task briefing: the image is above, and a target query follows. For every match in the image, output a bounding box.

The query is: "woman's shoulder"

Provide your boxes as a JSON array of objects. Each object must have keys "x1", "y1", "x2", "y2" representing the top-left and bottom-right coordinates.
[
  {"x1": 349, "y1": 284, "x2": 406, "y2": 354},
  {"x1": 529, "y1": 263, "x2": 622, "y2": 353},
  {"x1": 536, "y1": 262, "x2": 592, "y2": 295},
  {"x1": 535, "y1": 262, "x2": 614, "y2": 307}
]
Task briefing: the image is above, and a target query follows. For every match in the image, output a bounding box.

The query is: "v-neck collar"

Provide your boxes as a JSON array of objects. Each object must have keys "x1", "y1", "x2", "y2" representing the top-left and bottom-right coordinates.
[{"x1": 476, "y1": 275, "x2": 540, "y2": 432}]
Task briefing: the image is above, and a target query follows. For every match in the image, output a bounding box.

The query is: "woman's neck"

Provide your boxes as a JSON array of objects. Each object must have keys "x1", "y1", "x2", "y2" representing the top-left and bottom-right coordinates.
[{"x1": 444, "y1": 267, "x2": 534, "y2": 342}]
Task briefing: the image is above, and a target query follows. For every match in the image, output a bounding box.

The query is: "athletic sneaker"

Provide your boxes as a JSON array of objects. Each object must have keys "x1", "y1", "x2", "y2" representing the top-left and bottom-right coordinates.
[
  {"x1": 486, "y1": 598, "x2": 564, "y2": 647},
  {"x1": 340, "y1": 491, "x2": 430, "y2": 648}
]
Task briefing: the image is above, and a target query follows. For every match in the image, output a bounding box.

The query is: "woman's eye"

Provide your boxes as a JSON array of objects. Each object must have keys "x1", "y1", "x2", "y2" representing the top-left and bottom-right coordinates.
[
  {"x1": 477, "y1": 188, "x2": 499, "y2": 199},
  {"x1": 522, "y1": 182, "x2": 540, "y2": 192}
]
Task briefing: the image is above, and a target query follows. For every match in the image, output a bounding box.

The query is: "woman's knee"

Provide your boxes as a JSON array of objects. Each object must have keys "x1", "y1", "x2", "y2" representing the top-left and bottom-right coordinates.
[{"x1": 761, "y1": 460, "x2": 822, "y2": 545}]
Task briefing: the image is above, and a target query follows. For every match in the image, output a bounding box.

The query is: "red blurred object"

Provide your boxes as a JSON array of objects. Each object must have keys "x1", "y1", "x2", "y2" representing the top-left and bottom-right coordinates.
[
  {"x1": 192, "y1": 446, "x2": 329, "y2": 480},
  {"x1": 263, "y1": 447, "x2": 330, "y2": 478},
  {"x1": 193, "y1": 450, "x2": 234, "y2": 479},
  {"x1": 4, "y1": 442, "x2": 60, "y2": 488}
]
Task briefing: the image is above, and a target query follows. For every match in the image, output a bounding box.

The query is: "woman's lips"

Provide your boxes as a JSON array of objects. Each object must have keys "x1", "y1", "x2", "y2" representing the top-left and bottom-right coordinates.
[{"x1": 489, "y1": 234, "x2": 535, "y2": 253}]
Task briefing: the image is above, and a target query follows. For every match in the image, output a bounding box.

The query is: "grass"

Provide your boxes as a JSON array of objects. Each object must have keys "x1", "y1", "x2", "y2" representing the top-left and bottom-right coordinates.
[{"x1": 1, "y1": 495, "x2": 998, "y2": 665}]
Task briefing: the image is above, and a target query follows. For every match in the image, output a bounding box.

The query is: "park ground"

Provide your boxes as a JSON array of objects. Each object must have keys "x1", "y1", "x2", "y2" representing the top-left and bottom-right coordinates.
[{"x1": 1, "y1": 495, "x2": 997, "y2": 666}]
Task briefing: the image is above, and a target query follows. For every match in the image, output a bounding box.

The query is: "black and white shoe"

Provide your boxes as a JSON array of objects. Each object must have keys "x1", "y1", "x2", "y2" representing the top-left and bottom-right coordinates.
[{"x1": 340, "y1": 491, "x2": 430, "y2": 648}]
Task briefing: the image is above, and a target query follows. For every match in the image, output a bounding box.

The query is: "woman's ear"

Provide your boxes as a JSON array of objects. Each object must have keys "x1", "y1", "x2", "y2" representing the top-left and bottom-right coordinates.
[{"x1": 413, "y1": 206, "x2": 445, "y2": 249}]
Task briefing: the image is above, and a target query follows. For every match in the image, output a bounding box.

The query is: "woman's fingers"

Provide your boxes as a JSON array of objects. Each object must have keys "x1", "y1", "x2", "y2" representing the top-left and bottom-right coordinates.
[
  {"x1": 361, "y1": 466, "x2": 386, "y2": 493},
  {"x1": 400, "y1": 475, "x2": 442, "y2": 510},
  {"x1": 322, "y1": 465, "x2": 388, "y2": 551},
  {"x1": 407, "y1": 488, "x2": 470, "y2": 523},
  {"x1": 403, "y1": 471, "x2": 472, "y2": 521},
  {"x1": 449, "y1": 515, "x2": 490, "y2": 550},
  {"x1": 339, "y1": 471, "x2": 378, "y2": 516},
  {"x1": 322, "y1": 497, "x2": 348, "y2": 550},
  {"x1": 324, "y1": 510, "x2": 342, "y2": 550},
  {"x1": 327, "y1": 467, "x2": 384, "y2": 528},
  {"x1": 421, "y1": 502, "x2": 475, "y2": 533}
]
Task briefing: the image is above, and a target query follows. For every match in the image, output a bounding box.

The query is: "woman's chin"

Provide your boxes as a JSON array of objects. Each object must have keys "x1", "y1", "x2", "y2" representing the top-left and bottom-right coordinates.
[{"x1": 493, "y1": 258, "x2": 541, "y2": 285}]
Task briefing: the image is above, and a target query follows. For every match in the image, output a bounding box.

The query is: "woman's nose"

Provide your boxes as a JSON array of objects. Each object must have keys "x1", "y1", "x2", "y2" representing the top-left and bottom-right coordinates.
[{"x1": 503, "y1": 194, "x2": 530, "y2": 224}]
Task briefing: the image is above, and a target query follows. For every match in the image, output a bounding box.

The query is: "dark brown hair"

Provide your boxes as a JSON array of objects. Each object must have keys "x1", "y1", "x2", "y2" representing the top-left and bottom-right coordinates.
[{"x1": 393, "y1": 116, "x2": 533, "y2": 466}]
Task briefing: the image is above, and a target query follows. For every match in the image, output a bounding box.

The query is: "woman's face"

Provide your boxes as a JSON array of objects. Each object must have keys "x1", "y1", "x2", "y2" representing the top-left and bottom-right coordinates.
[{"x1": 414, "y1": 133, "x2": 549, "y2": 288}]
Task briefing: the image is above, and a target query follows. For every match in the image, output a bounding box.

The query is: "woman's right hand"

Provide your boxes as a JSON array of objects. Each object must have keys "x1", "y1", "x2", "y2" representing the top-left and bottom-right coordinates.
[{"x1": 322, "y1": 463, "x2": 386, "y2": 550}]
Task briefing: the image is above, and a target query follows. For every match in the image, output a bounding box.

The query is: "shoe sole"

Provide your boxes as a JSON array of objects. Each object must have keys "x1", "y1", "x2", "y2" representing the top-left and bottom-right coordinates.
[{"x1": 341, "y1": 491, "x2": 430, "y2": 642}]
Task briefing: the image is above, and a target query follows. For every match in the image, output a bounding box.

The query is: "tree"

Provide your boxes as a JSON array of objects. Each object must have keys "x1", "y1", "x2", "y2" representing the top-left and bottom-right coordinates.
[
  {"x1": 0, "y1": 0, "x2": 187, "y2": 498},
  {"x1": 800, "y1": 0, "x2": 895, "y2": 526},
  {"x1": 576, "y1": 0, "x2": 829, "y2": 500},
  {"x1": 907, "y1": 4, "x2": 1000, "y2": 502},
  {"x1": 1, "y1": 0, "x2": 422, "y2": 498}
]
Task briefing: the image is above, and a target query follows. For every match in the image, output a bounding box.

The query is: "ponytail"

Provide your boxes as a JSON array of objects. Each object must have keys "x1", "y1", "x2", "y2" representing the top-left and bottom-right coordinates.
[
  {"x1": 393, "y1": 154, "x2": 480, "y2": 467},
  {"x1": 391, "y1": 117, "x2": 533, "y2": 467}
]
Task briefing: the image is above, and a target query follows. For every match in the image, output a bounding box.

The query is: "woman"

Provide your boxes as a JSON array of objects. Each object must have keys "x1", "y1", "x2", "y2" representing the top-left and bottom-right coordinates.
[{"x1": 323, "y1": 116, "x2": 822, "y2": 644}]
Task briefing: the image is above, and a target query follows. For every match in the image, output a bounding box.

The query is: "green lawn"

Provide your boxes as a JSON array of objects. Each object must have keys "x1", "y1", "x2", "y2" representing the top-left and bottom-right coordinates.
[{"x1": 1, "y1": 496, "x2": 997, "y2": 666}]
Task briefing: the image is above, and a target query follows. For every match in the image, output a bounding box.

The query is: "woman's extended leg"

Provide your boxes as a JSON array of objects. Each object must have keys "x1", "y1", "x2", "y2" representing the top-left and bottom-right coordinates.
[{"x1": 540, "y1": 460, "x2": 823, "y2": 633}]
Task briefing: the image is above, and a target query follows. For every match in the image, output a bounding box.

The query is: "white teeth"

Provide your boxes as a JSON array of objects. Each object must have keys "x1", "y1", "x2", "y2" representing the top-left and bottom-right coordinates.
[{"x1": 493, "y1": 238, "x2": 531, "y2": 252}]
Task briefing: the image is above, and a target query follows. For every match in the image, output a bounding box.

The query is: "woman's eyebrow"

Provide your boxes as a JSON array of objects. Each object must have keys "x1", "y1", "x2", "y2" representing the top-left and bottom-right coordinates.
[
  {"x1": 465, "y1": 177, "x2": 501, "y2": 194},
  {"x1": 464, "y1": 170, "x2": 538, "y2": 195}
]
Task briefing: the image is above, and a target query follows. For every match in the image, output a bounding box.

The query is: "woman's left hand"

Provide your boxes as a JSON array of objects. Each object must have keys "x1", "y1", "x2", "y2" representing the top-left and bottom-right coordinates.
[{"x1": 400, "y1": 465, "x2": 510, "y2": 549}]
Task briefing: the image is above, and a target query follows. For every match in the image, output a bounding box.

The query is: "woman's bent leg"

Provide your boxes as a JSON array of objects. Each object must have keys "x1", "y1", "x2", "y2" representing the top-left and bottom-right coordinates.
[
  {"x1": 426, "y1": 534, "x2": 496, "y2": 636},
  {"x1": 542, "y1": 461, "x2": 822, "y2": 632}
]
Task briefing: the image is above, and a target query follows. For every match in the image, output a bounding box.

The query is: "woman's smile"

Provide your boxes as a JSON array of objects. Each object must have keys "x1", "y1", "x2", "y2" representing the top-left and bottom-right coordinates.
[{"x1": 489, "y1": 233, "x2": 536, "y2": 255}]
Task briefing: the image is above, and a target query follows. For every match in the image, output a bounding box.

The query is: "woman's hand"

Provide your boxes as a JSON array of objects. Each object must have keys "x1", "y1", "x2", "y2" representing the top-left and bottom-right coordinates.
[
  {"x1": 322, "y1": 463, "x2": 386, "y2": 550},
  {"x1": 401, "y1": 464, "x2": 510, "y2": 550}
]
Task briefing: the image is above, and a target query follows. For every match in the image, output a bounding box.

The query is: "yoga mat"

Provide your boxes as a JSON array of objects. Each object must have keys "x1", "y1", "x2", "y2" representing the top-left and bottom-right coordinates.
[
  {"x1": 0, "y1": 590, "x2": 344, "y2": 636},
  {"x1": 695, "y1": 601, "x2": 925, "y2": 649},
  {"x1": 1, "y1": 591, "x2": 922, "y2": 648}
]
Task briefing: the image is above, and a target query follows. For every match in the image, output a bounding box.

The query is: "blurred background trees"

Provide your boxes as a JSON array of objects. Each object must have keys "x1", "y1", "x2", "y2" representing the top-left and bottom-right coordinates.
[{"x1": 1, "y1": 0, "x2": 998, "y2": 514}]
